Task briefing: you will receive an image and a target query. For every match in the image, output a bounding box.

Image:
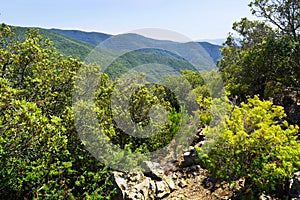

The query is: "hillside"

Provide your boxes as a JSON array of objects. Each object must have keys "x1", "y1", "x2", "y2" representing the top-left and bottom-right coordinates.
[
  {"x1": 197, "y1": 42, "x2": 222, "y2": 64},
  {"x1": 48, "y1": 29, "x2": 223, "y2": 69},
  {"x1": 10, "y1": 26, "x2": 95, "y2": 60},
  {"x1": 8, "y1": 26, "x2": 222, "y2": 79},
  {"x1": 50, "y1": 28, "x2": 112, "y2": 45}
]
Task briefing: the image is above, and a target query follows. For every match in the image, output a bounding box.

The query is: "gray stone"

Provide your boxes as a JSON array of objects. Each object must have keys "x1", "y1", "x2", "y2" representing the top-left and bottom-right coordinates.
[
  {"x1": 290, "y1": 171, "x2": 300, "y2": 199},
  {"x1": 156, "y1": 181, "x2": 171, "y2": 199},
  {"x1": 180, "y1": 148, "x2": 199, "y2": 167},
  {"x1": 149, "y1": 180, "x2": 157, "y2": 200},
  {"x1": 112, "y1": 172, "x2": 127, "y2": 200},
  {"x1": 142, "y1": 161, "x2": 164, "y2": 181},
  {"x1": 178, "y1": 180, "x2": 188, "y2": 188},
  {"x1": 164, "y1": 175, "x2": 176, "y2": 191}
]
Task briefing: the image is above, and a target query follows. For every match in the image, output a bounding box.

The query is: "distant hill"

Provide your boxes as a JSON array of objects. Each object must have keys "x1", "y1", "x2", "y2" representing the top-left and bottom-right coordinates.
[
  {"x1": 50, "y1": 29, "x2": 112, "y2": 46},
  {"x1": 7, "y1": 25, "x2": 223, "y2": 80},
  {"x1": 198, "y1": 38, "x2": 226, "y2": 45},
  {"x1": 10, "y1": 26, "x2": 94, "y2": 60},
  {"x1": 198, "y1": 42, "x2": 222, "y2": 64},
  {"x1": 48, "y1": 29, "x2": 223, "y2": 69},
  {"x1": 93, "y1": 33, "x2": 218, "y2": 70}
]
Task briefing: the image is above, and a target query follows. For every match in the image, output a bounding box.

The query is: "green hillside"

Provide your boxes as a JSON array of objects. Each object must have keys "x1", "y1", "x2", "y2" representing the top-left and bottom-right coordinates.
[
  {"x1": 8, "y1": 26, "x2": 222, "y2": 80},
  {"x1": 10, "y1": 26, "x2": 95, "y2": 60},
  {"x1": 48, "y1": 29, "x2": 222, "y2": 68},
  {"x1": 50, "y1": 28, "x2": 111, "y2": 45},
  {"x1": 197, "y1": 42, "x2": 222, "y2": 64}
]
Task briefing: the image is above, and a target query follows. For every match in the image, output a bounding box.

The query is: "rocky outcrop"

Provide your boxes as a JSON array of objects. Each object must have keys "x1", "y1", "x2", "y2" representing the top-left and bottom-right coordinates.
[
  {"x1": 112, "y1": 161, "x2": 177, "y2": 200},
  {"x1": 112, "y1": 128, "x2": 206, "y2": 200},
  {"x1": 289, "y1": 171, "x2": 300, "y2": 199}
]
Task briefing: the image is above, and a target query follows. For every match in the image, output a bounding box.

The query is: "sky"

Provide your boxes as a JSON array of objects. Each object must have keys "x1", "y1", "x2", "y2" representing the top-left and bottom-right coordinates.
[{"x1": 0, "y1": 0, "x2": 256, "y2": 41}]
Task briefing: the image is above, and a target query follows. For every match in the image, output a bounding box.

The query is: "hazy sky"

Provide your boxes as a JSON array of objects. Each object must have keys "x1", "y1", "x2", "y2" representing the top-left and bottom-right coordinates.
[{"x1": 1, "y1": 0, "x2": 256, "y2": 40}]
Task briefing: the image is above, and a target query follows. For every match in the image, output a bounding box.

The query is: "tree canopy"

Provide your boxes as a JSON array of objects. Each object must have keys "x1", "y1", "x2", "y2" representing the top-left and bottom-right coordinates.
[{"x1": 218, "y1": 0, "x2": 300, "y2": 101}]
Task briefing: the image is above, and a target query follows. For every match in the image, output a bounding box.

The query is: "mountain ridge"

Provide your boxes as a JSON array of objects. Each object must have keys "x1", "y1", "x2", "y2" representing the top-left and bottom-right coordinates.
[{"x1": 7, "y1": 25, "x2": 223, "y2": 74}]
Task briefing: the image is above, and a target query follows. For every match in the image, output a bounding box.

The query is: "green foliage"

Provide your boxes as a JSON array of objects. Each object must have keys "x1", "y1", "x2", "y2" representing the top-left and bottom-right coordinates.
[
  {"x1": 218, "y1": 18, "x2": 297, "y2": 100},
  {"x1": 93, "y1": 72, "x2": 184, "y2": 153},
  {"x1": 199, "y1": 96, "x2": 300, "y2": 195},
  {"x1": 7, "y1": 26, "x2": 95, "y2": 61},
  {"x1": 0, "y1": 23, "x2": 114, "y2": 199},
  {"x1": 218, "y1": 0, "x2": 300, "y2": 102}
]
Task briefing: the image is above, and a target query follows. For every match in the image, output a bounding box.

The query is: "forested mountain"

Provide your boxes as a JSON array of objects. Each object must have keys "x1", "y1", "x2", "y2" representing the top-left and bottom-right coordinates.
[
  {"x1": 9, "y1": 26, "x2": 222, "y2": 76},
  {"x1": 48, "y1": 28, "x2": 222, "y2": 69},
  {"x1": 197, "y1": 42, "x2": 222, "y2": 64},
  {"x1": 50, "y1": 28, "x2": 112, "y2": 45},
  {"x1": 11, "y1": 26, "x2": 94, "y2": 60}
]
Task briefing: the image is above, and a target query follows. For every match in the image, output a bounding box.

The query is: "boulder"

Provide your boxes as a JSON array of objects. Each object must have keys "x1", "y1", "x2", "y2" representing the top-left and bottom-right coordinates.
[
  {"x1": 142, "y1": 161, "x2": 164, "y2": 181},
  {"x1": 180, "y1": 147, "x2": 198, "y2": 167},
  {"x1": 156, "y1": 181, "x2": 171, "y2": 199},
  {"x1": 112, "y1": 167, "x2": 174, "y2": 200},
  {"x1": 112, "y1": 172, "x2": 128, "y2": 200},
  {"x1": 290, "y1": 171, "x2": 300, "y2": 199},
  {"x1": 286, "y1": 103, "x2": 300, "y2": 125}
]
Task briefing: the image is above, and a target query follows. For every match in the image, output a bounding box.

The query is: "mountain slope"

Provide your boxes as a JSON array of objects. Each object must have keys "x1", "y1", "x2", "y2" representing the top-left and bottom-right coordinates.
[
  {"x1": 98, "y1": 33, "x2": 217, "y2": 70},
  {"x1": 8, "y1": 25, "x2": 223, "y2": 79},
  {"x1": 50, "y1": 28, "x2": 112, "y2": 45},
  {"x1": 198, "y1": 42, "x2": 222, "y2": 64},
  {"x1": 11, "y1": 26, "x2": 95, "y2": 60},
  {"x1": 48, "y1": 29, "x2": 223, "y2": 68}
]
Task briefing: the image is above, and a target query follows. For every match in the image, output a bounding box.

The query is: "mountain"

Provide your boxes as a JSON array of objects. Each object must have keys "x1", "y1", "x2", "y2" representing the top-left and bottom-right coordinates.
[
  {"x1": 11, "y1": 26, "x2": 94, "y2": 60},
  {"x1": 198, "y1": 38, "x2": 226, "y2": 45},
  {"x1": 198, "y1": 42, "x2": 222, "y2": 64},
  {"x1": 7, "y1": 25, "x2": 223, "y2": 79},
  {"x1": 50, "y1": 28, "x2": 112, "y2": 45},
  {"x1": 95, "y1": 33, "x2": 217, "y2": 70},
  {"x1": 48, "y1": 29, "x2": 223, "y2": 69}
]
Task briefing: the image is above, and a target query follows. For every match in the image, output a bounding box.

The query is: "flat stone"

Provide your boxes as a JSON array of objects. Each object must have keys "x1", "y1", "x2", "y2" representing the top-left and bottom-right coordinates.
[
  {"x1": 156, "y1": 181, "x2": 171, "y2": 199},
  {"x1": 142, "y1": 161, "x2": 164, "y2": 181},
  {"x1": 178, "y1": 180, "x2": 188, "y2": 188}
]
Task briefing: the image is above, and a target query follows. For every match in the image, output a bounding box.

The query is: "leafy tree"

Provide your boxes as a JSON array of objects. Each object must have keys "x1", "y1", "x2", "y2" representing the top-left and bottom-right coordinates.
[
  {"x1": 249, "y1": 0, "x2": 300, "y2": 43},
  {"x1": 218, "y1": 0, "x2": 300, "y2": 101},
  {"x1": 0, "y1": 24, "x2": 114, "y2": 199},
  {"x1": 93, "y1": 72, "x2": 191, "y2": 153},
  {"x1": 199, "y1": 96, "x2": 300, "y2": 197}
]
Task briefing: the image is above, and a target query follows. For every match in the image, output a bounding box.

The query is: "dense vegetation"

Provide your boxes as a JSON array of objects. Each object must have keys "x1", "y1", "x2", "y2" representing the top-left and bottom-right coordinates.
[
  {"x1": 0, "y1": 25, "x2": 114, "y2": 199},
  {"x1": 11, "y1": 26, "x2": 95, "y2": 61},
  {"x1": 1, "y1": 0, "x2": 300, "y2": 199},
  {"x1": 200, "y1": 0, "x2": 300, "y2": 198}
]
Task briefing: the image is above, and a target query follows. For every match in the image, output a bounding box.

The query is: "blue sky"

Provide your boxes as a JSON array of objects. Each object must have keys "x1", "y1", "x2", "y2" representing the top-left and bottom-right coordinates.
[{"x1": 1, "y1": 0, "x2": 255, "y2": 40}]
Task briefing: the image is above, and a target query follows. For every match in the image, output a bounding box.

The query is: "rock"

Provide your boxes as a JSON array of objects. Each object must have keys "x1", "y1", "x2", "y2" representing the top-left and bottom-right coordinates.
[
  {"x1": 112, "y1": 172, "x2": 127, "y2": 200},
  {"x1": 164, "y1": 175, "x2": 176, "y2": 191},
  {"x1": 142, "y1": 161, "x2": 164, "y2": 181},
  {"x1": 156, "y1": 181, "x2": 171, "y2": 199},
  {"x1": 180, "y1": 148, "x2": 198, "y2": 167},
  {"x1": 149, "y1": 180, "x2": 157, "y2": 199},
  {"x1": 126, "y1": 191, "x2": 144, "y2": 200},
  {"x1": 286, "y1": 103, "x2": 300, "y2": 125},
  {"x1": 112, "y1": 167, "x2": 175, "y2": 200},
  {"x1": 172, "y1": 173, "x2": 178, "y2": 180},
  {"x1": 259, "y1": 193, "x2": 272, "y2": 200},
  {"x1": 112, "y1": 171, "x2": 152, "y2": 200},
  {"x1": 290, "y1": 171, "x2": 300, "y2": 199},
  {"x1": 128, "y1": 170, "x2": 144, "y2": 182},
  {"x1": 178, "y1": 180, "x2": 188, "y2": 188}
]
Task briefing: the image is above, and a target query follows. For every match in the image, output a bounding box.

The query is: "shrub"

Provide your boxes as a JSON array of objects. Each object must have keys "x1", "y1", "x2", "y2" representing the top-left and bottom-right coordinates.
[{"x1": 199, "y1": 95, "x2": 300, "y2": 196}]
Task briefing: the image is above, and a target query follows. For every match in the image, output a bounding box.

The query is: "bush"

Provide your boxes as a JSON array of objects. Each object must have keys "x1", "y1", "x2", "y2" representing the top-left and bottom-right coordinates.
[{"x1": 199, "y1": 95, "x2": 300, "y2": 196}]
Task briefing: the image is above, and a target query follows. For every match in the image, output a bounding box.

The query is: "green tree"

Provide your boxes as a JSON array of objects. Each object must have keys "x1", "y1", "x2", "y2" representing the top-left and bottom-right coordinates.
[
  {"x1": 0, "y1": 24, "x2": 114, "y2": 199},
  {"x1": 218, "y1": 0, "x2": 300, "y2": 101}
]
